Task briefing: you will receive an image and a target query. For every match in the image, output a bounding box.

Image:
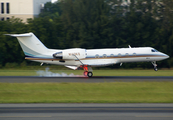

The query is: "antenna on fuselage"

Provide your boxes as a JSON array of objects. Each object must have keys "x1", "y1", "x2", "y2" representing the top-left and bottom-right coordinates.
[{"x1": 128, "y1": 45, "x2": 131, "y2": 48}]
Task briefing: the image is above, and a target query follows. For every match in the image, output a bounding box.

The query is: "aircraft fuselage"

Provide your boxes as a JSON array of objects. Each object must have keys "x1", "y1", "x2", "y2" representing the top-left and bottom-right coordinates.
[{"x1": 25, "y1": 47, "x2": 169, "y2": 67}]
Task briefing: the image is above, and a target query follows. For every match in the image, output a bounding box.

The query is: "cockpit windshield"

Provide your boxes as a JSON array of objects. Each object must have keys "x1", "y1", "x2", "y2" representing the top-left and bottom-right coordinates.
[{"x1": 151, "y1": 49, "x2": 159, "y2": 52}]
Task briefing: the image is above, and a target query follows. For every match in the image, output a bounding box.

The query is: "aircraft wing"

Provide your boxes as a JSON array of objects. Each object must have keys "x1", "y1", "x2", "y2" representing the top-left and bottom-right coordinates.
[
  {"x1": 65, "y1": 65, "x2": 78, "y2": 70},
  {"x1": 87, "y1": 63, "x2": 114, "y2": 67},
  {"x1": 66, "y1": 59, "x2": 117, "y2": 70},
  {"x1": 82, "y1": 59, "x2": 118, "y2": 67}
]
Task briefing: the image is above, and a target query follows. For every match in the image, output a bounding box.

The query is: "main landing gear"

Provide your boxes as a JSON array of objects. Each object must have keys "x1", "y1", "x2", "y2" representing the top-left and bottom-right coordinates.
[
  {"x1": 72, "y1": 54, "x2": 93, "y2": 77},
  {"x1": 151, "y1": 61, "x2": 158, "y2": 71},
  {"x1": 81, "y1": 65, "x2": 93, "y2": 77},
  {"x1": 83, "y1": 71, "x2": 93, "y2": 77}
]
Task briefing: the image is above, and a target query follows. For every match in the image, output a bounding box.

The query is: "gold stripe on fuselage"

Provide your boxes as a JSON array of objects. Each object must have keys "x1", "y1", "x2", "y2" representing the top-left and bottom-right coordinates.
[{"x1": 25, "y1": 55, "x2": 163, "y2": 61}]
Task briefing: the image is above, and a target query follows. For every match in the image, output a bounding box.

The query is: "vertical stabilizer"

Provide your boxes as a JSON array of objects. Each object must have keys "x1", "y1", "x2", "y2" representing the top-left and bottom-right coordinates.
[{"x1": 5, "y1": 32, "x2": 48, "y2": 57}]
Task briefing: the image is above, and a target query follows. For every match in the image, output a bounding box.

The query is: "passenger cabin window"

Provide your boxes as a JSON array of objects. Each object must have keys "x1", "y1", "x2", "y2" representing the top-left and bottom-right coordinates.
[
  {"x1": 95, "y1": 54, "x2": 99, "y2": 58},
  {"x1": 110, "y1": 54, "x2": 114, "y2": 57},
  {"x1": 103, "y1": 54, "x2": 107, "y2": 58},
  {"x1": 133, "y1": 53, "x2": 137, "y2": 56},
  {"x1": 125, "y1": 53, "x2": 129, "y2": 56},
  {"x1": 151, "y1": 49, "x2": 158, "y2": 52},
  {"x1": 118, "y1": 53, "x2": 121, "y2": 57}
]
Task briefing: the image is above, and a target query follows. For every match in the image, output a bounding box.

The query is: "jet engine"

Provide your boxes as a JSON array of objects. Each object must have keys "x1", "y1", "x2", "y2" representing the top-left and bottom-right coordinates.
[{"x1": 53, "y1": 48, "x2": 86, "y2": 60}]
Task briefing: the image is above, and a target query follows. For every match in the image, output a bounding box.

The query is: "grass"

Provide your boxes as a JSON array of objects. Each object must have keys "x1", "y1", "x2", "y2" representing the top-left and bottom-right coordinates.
[
  {"x1": 0, "y1": 69, "x2": 172, "y2": 76},
  {"x1": 0, "y1": 68, "x2": 172, "y2": 103},
  {"x1": 0, "y1": 82, "x2": 173, "y2": 103}
]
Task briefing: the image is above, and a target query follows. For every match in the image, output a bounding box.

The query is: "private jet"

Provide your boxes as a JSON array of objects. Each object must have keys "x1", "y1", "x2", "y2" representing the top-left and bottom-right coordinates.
[{"x1": 6, "y1": 32, "x2": 169, "y2": 77}]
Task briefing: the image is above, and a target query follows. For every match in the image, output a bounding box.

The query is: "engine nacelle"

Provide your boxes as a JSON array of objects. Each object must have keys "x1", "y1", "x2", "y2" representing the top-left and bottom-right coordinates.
[{"x1": 53, "y1": 48, "x2": 86, "y2": 60}]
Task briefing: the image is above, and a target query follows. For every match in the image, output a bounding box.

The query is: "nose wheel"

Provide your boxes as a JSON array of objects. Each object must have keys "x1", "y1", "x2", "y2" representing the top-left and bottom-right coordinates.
[
  {"x1": 83, "y1": 71, "x2": 93, "y2": 77},
  {"x1": 154, "y1": 66, "x2": 158, "y2": 71},
  {"x1": 152, "y1": 61, "x2": 158, "y2": 71}
]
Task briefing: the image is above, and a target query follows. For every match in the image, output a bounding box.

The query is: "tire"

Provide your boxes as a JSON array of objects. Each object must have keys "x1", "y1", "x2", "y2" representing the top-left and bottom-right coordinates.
[
  {"x1": 83, "y1": 71, "x2": 88, "y2": 76},
  {"x1": 154, "y1": 67, "x2": 158, "y2": 71},
  {"x1": 87, "y1": 72, "x2": 93, "y2": 77}
]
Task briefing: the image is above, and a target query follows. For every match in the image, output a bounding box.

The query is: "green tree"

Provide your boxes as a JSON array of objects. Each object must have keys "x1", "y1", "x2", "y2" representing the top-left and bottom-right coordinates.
[
  {"x1": 39, "y1": 2, "x2": 62, "y2": 19},
  {"x1": 27, "y1": 16, "x2": 64, "y2": 49},
  {"x1": 0, "y1": 0, "x2": 172, "y2": 68},
  {"x1": 0, "y1": 17, "x2": 27, "y2": 66},
  {"x1": 61, "y1": 0, "x2": 112, "y2": 48}
]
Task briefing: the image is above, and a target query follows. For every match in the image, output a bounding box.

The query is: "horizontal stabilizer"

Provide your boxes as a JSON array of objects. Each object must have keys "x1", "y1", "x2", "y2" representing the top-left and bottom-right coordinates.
[
  {"x1": 5, "y1": 33, "x2": 32, "y2": 37},
  {"x1": 65, "y1": 65, "x2": 78, "y2": 70}
]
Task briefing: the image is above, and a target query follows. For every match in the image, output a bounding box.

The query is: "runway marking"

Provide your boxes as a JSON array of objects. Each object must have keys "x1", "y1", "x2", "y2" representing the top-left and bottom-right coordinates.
[
  {"x1": 0, "y1": 116, "x2": 52, "y2": 118},
  {"x1": 136, "y1": 116, "x2": 173, "y2": 118},
  {"x1": 0, "y1": 76, "x2": 173, "y2": 83},
  {"x1": 1, "y1": 108, "x2": 173, "y2": 110}
]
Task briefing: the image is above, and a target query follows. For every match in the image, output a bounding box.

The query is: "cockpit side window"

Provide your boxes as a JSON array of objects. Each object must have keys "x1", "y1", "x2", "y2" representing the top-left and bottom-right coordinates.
[
  {"x1": 155, "y1": 49, "x2": 158, "y2": 52},
  {"x1": 151, "y1": 49, "x2": 155, "y2": 52},
  {"x1": 151, "y1": 49, "x2": 158, "y2": 52}
]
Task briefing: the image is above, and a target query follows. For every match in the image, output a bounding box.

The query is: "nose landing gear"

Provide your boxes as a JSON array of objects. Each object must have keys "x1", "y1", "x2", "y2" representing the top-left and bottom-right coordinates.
[{"x1": 151, "y1": 61, "x2": 158, "y2": 71}]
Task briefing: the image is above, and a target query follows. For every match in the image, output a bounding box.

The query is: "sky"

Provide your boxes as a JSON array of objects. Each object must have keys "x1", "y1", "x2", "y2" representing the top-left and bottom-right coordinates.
[{"x1": 51, "y1": 0, "x2": 58, "y2": 3}]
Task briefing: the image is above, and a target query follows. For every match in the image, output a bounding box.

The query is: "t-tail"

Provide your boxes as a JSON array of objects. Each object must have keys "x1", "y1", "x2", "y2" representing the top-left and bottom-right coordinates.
[{"x1": 5, "y1": 32, "x2": 48, "y2": 58}]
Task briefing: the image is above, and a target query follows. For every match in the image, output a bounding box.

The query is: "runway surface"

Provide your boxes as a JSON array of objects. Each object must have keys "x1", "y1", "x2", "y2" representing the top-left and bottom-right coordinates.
[
  {"x1": 0, "y1": 78, "x2": 173, "y2": 120},
  {"x1": 0, "y1": 104, "x2": 173, "y2": 120},
  {"x1": 0, "y1": 76, "x2": 173, "y2": 83}
]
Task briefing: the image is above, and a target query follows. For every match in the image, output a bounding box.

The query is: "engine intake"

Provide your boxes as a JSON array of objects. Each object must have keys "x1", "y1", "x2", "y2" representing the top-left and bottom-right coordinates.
[{"x1": 53, "y1": 52, "x2": 62, "y2": 59}]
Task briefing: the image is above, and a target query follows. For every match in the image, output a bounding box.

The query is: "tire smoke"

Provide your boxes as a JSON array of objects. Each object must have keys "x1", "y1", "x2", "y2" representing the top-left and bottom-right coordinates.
[{"x1": 36, "y1": 67, "x2": 82, "y2": 77}]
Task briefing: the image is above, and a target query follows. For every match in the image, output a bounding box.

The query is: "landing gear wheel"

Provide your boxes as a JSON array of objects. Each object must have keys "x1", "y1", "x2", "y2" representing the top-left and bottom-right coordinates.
[
  {"x1": 154, "y1": 67, "x2": 158, "y2": 71},
  {"x1": 87, "y1": 72, "x2": 93, "y2": 78}
]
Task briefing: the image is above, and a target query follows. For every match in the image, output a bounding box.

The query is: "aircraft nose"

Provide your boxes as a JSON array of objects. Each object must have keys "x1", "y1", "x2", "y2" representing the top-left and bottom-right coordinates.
[
  {"x1": 166, "y1": 54, "x2": 169, "y2": 59},
  {"x1": 163, "y1": 54, "x2": 169, "y2": 59}
]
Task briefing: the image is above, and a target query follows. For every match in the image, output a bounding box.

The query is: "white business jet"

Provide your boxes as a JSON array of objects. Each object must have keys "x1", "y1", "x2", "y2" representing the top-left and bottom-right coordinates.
[{"x1": 6, "y1": 32, "x2": 169, "y2": 77}]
